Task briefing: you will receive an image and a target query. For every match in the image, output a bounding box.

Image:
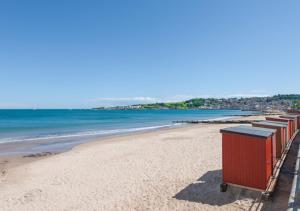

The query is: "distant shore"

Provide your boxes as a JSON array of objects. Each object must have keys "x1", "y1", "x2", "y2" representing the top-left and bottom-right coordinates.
[{"x1": 93, "y1": 94, "x2": 299, "y2": 111}]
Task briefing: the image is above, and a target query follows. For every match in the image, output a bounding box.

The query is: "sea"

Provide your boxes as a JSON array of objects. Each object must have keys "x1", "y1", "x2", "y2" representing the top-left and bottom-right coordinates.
[{"x1": 0, "y1": 109, "x2": 254, "y2": 156}]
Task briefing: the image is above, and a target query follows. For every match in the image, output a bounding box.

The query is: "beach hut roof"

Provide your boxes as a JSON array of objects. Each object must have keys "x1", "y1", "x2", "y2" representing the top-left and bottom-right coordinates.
[
  {"x1": 255, "y1": 121, "x2": 288, "y2": 128},
  {"x1": 280, "y1": 114, "x2": 300, "y2": 118},
  {"x1": 220, "y1": 125, "x2": 276, "y2": 138}
]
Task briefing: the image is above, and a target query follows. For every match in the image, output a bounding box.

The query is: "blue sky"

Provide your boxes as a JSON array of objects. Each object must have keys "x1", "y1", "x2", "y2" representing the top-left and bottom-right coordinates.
[{"x1": 1, "y1": 0, "x2": 300, "y2": 108}]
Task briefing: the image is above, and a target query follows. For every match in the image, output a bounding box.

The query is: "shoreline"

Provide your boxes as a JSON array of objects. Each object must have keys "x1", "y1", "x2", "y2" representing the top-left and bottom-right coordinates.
[
  {"x1": 0, "y1": 124, "x2": 192, "y2": 177},
  {"x1": 0, "y1": 123, "x2": 185, "y2": 157},
  {"x1": 0, "y1": 114, "x2": 282, "y2": 210},
  {"x1": 0, "y1": 113, "x2": 247, "y2": 157},
  {"x1": 0, "y1": 115, "x2": 268, "y2": 179}
]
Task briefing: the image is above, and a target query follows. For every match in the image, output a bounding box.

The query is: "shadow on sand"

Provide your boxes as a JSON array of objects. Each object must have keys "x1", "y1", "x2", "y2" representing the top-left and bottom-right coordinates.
[
  {"x1": 174, "y1": 133, "x2": 300, "y2": 210},
  {"x1": 174, "y1": 169, "x2": 261, "y2": 207}
]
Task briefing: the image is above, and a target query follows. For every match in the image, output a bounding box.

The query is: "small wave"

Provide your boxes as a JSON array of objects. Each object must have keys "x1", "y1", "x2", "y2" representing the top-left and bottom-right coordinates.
[
  {"x1": 0, "y1": 124, "x2": 179, "y2": 144},
  {"x1": 204, "y1": 116, "x2": 235, "y2": 121}
]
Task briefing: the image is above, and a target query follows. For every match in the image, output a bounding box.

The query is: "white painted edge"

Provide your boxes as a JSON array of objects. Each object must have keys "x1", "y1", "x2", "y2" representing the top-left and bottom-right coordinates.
[{"x1": 287, "y1": 145, "x2": 300, "y2": 210}]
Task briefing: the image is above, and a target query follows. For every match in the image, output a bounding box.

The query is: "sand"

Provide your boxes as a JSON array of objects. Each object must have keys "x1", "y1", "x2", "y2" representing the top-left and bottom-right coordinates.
[{"x1": 0, "y1": 115, "x2": 280, "y2": 211}]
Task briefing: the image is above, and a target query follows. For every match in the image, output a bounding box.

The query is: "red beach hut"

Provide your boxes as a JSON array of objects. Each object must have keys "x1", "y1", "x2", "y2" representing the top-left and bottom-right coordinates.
[
  {"x1": 263, "y1": 121, "x2": 289, "y2": 148},
  {"x1": 220, "y1": 125, "x2": 276, "y2": 191},
  {"x1": 280, "y1": 114, "x2": 299, "y2": 132},
  {"x1": 266, "y1": 117, "x2": 293, "y2": 141},
  {"x1": 252, "y1": 121, "x2": 287, "y2": 160},
  {"x1": 287, "y1": 113, "x2": 300, "y2": 130}
]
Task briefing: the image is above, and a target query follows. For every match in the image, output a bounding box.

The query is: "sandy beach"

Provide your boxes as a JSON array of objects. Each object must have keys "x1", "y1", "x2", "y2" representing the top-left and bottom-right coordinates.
[{"x1": 0, "y1": 115, "x2": 288, "y2": 211}]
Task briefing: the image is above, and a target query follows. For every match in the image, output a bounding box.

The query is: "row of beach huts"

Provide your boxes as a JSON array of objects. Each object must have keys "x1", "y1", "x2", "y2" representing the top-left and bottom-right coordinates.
[{"x1": 219, "y1": 113, "x2": 300, "y2": 198}]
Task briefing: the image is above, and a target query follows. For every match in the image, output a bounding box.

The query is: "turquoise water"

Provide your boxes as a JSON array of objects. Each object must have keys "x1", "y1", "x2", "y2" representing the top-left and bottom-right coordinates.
[{"x1": 0, "y1": 109, "x2": 253, "y2": 155}]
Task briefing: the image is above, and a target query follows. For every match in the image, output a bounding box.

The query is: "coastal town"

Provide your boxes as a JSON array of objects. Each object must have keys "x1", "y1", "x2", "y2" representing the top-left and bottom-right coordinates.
[{"x1": 95, "y1": 94, "x2": 300, "y2": 112}]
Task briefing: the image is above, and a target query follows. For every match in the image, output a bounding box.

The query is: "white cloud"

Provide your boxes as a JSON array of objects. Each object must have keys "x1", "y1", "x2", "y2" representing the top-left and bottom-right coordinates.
[
  {"x1": 192, "y1": 91, "x2": 271, "y2": 99},
  {"x1": 160, "y1": 95, "x2": 196, "y2": 102},
  {"x1": 93, "y1": 97, "x2": 158, "y2": 102},
  {"x1": 91, "y1": 95, "x2": 196, "y2": 106},
  {"x1": 0, "y1": 103, "x2": 30, "y2": 109},
  {"x1": 90, "y1": 96, "x2": 158, "y2": 107}
]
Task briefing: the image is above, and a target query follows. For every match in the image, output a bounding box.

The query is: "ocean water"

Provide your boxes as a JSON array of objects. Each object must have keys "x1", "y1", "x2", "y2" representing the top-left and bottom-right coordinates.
[{"x1": 0, "y1": 109, "x2": 254, "y2": 155}]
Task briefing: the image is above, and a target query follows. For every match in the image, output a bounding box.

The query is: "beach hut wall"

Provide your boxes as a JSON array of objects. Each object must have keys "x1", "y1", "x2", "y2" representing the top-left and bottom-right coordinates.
[{"x1": 220, "y1": 125, "x2": 276, "y2": 191}]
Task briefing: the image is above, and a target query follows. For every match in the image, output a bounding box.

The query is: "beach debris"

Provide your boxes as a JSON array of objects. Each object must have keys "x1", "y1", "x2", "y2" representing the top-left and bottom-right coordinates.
[{"x1": 23, "y1": 152, "x2": 56, "y2": 158}]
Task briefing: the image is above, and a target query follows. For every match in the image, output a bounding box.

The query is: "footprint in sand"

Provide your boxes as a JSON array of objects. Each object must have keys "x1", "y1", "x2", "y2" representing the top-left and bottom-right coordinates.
[{"x1": 20, "y1": 189, "x2": 43, "y2": 204}]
